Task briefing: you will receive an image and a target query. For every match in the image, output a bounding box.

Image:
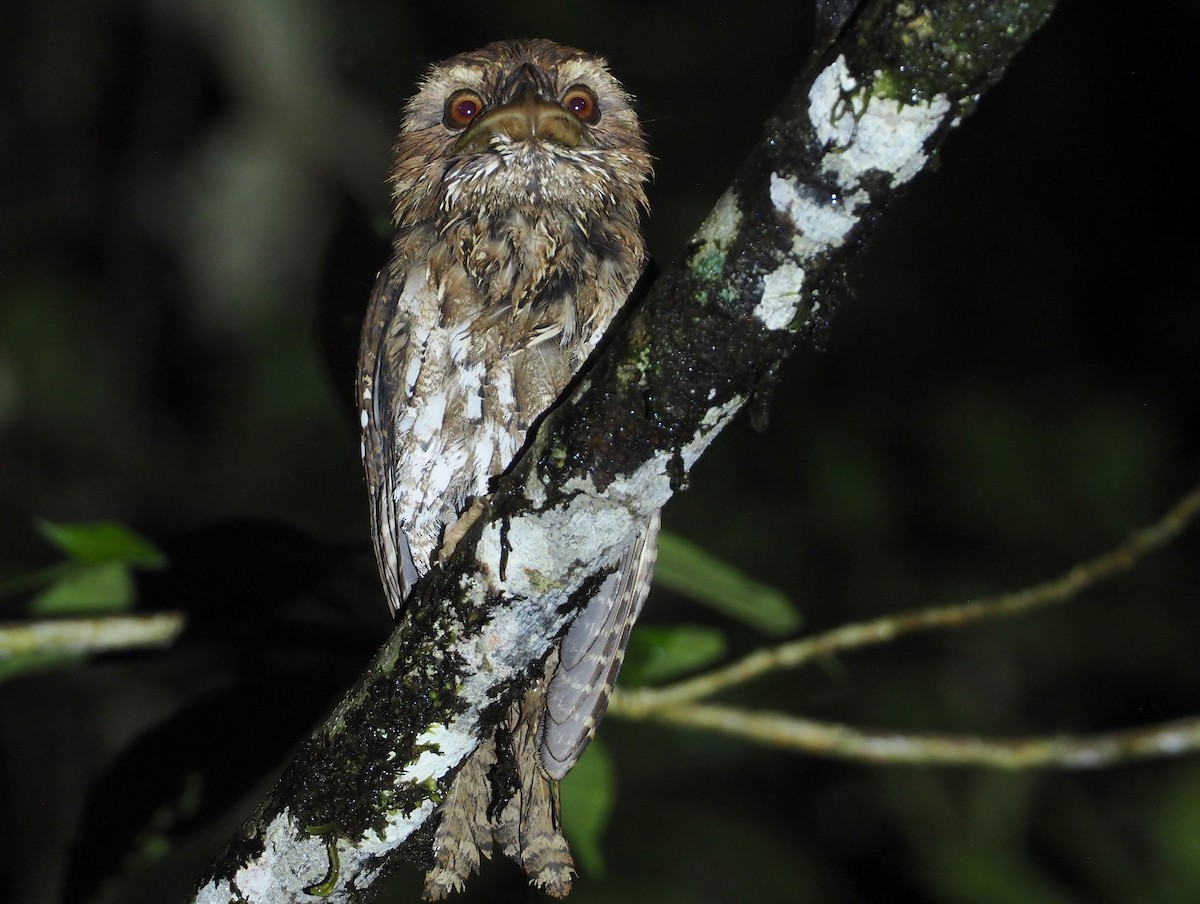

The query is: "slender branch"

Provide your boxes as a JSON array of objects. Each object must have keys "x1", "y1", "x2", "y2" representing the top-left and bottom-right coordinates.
[
  {"x1": 611, "y1": 481, "x2": 1200, "y2": 716},
  {"x1": 0, "y1": 613, "x2": 185, "y2": 659},
  {"x1": 640, "y1": 705, "x2": 1200, "y2": 768}
]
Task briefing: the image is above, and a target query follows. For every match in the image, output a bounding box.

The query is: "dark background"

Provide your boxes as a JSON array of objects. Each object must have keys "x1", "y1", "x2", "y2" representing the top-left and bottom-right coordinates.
[{"x1": 3, "y1": 1, "x2": 1199, "y2": 902}]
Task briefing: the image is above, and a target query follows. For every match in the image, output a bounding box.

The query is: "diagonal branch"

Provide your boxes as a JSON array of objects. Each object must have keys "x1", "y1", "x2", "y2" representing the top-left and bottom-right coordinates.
[{"x1": 192, "y1": 3, "x2": 1060, "y2": 900}]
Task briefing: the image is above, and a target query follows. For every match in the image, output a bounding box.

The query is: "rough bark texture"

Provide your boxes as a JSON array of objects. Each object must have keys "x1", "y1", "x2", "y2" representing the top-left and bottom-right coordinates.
[{"x1": 192, "y1": 1, "x2": 1059, "y2": 900}]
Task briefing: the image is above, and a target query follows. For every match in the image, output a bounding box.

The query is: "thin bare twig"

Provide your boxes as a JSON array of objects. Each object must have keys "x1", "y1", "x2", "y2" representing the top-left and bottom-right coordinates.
[
  {"x1": 611, "y1": 482, "x2": 1200, "y2": 717},
  {"x1": 0, "y1": 613, "x2": 185, "y2": 659},
  {"x1": 642, "y1": 704, "x2": 1200, "y2": 768}
]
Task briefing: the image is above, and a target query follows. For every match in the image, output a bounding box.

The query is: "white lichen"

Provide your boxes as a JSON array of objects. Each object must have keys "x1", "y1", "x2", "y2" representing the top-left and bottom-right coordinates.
[
  {"x1": 693, "y1": 188, "x2": 742, "y2": 248},
  {"x1": 689, "y1": 188, "x2": 743, "y2": 281},
  {"x1": 809, "y1": 56, "x2": 861, "y2": 148},
  {"x1": 756, "y1": 262, "x2": 806, "y2": 331},
  {"x1": 752, "y1": 55, "x2": 952, "y2": 333},
  {"x1": 361, "y1": 799, "x2": 438, "y2": 855},
  {"x1": 682, "y1": 396, "x2": 745, "y2": 468},
  {"x1": 399, "y1": 722, "x2": 475, "y2": 784},
  {"x1": 770, "y1": 174, "x2": 860, "y2": 250},
  {"x1": 193, "y1": 809, "x2": 335, "y2": 901},
  {"x1": 808, "y1": 55, "x2": 951, "y2": 189}
]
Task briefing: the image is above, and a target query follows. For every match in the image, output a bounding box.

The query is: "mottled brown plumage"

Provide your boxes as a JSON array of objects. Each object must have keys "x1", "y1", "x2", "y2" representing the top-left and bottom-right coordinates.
[{"x1": 356, "y1": 39, "x2": 657, "y2": 897}]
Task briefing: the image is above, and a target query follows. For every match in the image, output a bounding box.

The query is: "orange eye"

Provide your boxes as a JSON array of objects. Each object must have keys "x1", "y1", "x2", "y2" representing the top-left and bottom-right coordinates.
[
  {"x1": 444, "y1": 90, "x2": 484, "y2": 129},
  {"x1": 563, "y1": 85, "x2": 599, "y2": 124}
]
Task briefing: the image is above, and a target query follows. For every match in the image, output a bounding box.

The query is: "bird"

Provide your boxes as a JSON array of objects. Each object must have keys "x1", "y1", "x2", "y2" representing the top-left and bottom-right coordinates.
[{"x1": 355, "y1": 39, "x2": 657, "y2": 898}]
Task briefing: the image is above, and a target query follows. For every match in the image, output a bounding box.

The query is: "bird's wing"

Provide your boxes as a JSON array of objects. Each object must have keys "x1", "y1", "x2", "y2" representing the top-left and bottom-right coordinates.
[
  {"x1": 358, "y1": 255, "x2": 420, "y2": 616},
  {"x1": 539, "y1": 511, "x2": 661, "y2": 779}
]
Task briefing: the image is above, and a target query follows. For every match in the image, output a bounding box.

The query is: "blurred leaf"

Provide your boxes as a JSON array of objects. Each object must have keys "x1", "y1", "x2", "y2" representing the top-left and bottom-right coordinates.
[
  {"x1": 37, "y1": 520, "x2": 166, "y2": 568},
  {"x1": 560, "y1": 738, "x2": 616, "y2": 878},
  {"x1": 0, "y1": 523, "x2": 161, "y2": 679},
  {"x1": 621, "y1": 625, "x2": 727, "y2": 687},
  {"x1": 0, "y1": 651, "x2": 82, "y2": 685},
  {"x1": 655, "y1": 532, "x2": 800, "y2": 636},
  {"x1": 1153, "y1": 765, "x2": 1200, "y2": 902},
  {"x1": 923, "y1": 839, "x2": 1081, "y2": 904},
  {"x1": 30, "y1": 562, "x2": 134, "y2": 614},
  {"x1": 0, "y1": 563, "x2": 67, "y2": 599},
  {"x1": 83, "y1": 772, "x2": 207, "y2": 904}
]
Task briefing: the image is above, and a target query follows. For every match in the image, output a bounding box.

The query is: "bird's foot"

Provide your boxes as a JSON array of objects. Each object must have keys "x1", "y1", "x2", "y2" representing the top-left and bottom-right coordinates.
[{"x1": 438, "y1": 497, "x2": 489, "y2": 564}]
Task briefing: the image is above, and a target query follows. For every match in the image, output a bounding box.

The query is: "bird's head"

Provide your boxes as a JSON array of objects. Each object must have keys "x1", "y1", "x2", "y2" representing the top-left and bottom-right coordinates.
[{"x1": 389, "y1": 39, "x2": 650, "y2": 226}]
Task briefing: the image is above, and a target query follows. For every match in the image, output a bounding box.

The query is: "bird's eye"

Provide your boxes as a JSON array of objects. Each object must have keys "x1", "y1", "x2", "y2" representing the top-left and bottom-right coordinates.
[
  {"x1": 444, "y1": 90, "x2": 485, "y2": 129},
  {"x1": 562, "y1": 85, "x2": 600, "y2": 124}
]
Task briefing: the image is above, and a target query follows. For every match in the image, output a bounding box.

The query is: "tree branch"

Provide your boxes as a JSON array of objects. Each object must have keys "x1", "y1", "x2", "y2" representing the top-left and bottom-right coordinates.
[
  {"x1": 605, "y1": 481, "x2": 1200, "y2": 767},
  {"x1": 611, "y1": 481, "x2": 1200, "y2": 715},
  {"x1": 0, "y1": 613, "x2": 185, "y2": 659},
  {"x1": 634, "y1": 706, "x2": 1200, "y2": 768},
  {"x1": 192, "y1": 2, "x2": 1060, "y2": 900}
]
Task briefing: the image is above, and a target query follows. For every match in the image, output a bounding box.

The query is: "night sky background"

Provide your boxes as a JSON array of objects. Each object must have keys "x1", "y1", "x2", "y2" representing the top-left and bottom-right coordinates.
[{"x1": 2, "y1": 1, "x2": 1199, "y2": 902}]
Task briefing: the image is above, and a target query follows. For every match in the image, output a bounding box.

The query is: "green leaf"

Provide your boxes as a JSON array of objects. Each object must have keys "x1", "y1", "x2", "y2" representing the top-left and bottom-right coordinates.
[
  {"x1": 29, "y1": 562, "x2": 135, "y2": 614},
  {"x1": 922, "y1": 839, "x2": 1080, "y2": 904},
  {"x1": 655, "y1": 532, "x2": 800, "y2": 636},
  {"x1": 0, "y1": 651, "x2": 83, "y2": 685},
  {"x1": 621, "y1": 625, "x2": 727, "y2": 687},
  {"x1": 1151, "y1": 764, "x2": 1200, "y2": 901},
  {"x1": 37, "y1": 520, "x2": 165, "y2": 568},
  {"x1": 0, "y1": 563, "x2": 68, "y2": 599},
  {"x1": 559, "y1": 738, "x2": 615, "y2": 877}
]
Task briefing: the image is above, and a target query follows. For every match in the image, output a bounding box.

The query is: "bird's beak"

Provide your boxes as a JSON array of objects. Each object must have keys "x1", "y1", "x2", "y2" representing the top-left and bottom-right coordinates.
[{"x1": 452, "y1": 85, "x2": 585, "y2": 154}]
